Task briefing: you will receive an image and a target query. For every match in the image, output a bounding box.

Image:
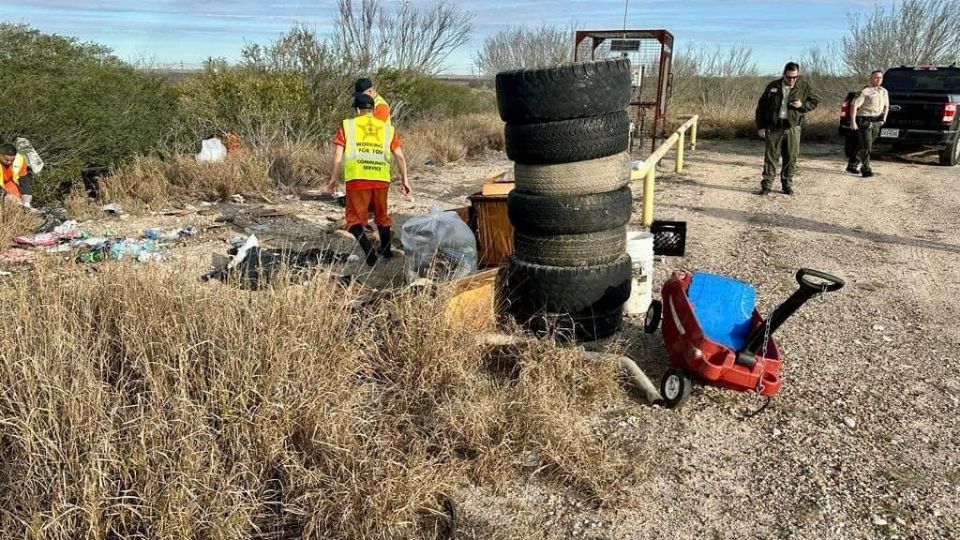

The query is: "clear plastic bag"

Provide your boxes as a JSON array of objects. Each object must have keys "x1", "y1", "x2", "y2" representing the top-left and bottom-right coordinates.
[{"x1": 401, "y1": 204, "x2": 478, "y2": 284}]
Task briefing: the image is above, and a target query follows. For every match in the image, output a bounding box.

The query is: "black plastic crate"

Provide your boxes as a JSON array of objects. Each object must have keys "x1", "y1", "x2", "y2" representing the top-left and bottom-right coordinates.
[{"x1": 651, "y1": 220, "x2": 686, "y2": 257}]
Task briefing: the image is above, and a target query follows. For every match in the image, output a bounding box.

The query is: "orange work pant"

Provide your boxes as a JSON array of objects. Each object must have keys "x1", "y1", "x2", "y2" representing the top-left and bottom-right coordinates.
[{"x1": 344, "y1": 187, "x2": 392, "y2": 229}]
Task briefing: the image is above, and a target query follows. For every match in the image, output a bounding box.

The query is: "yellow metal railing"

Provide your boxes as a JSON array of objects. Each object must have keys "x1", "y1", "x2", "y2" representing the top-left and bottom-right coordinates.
[{"x1": 630, "y1": 115, "x2": 699, "y2": 227}]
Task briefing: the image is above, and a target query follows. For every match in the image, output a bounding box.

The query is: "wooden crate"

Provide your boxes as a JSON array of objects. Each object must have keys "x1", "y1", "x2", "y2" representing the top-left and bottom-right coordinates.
[{"x1": 467, "y1": 192, "x2": 514, "y2": 268}]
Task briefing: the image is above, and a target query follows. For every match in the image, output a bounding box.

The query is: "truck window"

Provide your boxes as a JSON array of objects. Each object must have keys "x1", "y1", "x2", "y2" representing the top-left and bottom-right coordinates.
[{"x1": 883, "y1": 69, "x2": 960, "y2": 92}]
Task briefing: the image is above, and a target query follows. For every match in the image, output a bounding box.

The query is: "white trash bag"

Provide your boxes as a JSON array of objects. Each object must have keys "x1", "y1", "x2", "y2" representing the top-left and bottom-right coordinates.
[
  {"x1": 401, "y1": 204, "x2": 478, "y2": 284},
  {"x1": 196, "y1": 137, "x2": 227, "y2": 163},
  {"x1": 15, "y1": 137, "x2": 44, "y2": 174}
]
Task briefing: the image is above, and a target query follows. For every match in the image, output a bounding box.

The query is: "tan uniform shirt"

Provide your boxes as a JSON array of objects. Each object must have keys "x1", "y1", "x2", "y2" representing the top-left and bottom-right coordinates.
[{"x1": 853, "y1": 86, "x2": 889, "y2": 118}]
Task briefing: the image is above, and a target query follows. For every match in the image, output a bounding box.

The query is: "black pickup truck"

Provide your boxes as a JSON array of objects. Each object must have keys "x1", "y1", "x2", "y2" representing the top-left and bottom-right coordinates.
[{"x1": 839, "y1": 65, "x2": 960, "y2": 166}]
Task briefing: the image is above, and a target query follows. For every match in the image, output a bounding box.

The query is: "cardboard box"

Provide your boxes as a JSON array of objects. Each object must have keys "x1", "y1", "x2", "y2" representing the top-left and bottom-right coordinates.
[{"x1": 480, "y1": 169, "x2": 515, "y2": 196}]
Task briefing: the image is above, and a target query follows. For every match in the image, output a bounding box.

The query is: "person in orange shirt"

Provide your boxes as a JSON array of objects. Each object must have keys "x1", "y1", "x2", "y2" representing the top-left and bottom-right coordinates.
[
  {"x1": 327, "y1": 93, "x2": 410, "y2": 266},
  {"x1": 1, "y1": 143, "x2": 34, "y2": 208},
  {"x1": 354, "y1": 77, "x2": 390, "y2": 123}
]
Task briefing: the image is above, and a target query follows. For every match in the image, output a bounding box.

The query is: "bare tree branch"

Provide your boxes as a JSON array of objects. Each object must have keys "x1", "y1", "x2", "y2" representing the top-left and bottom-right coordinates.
[
  {"x1": 842, "y1": 0, "x2": 960, "y2": 74},
  {"x1": 334, "y1": 0, "x2": 473, "y2": 75},
  {"x1": 473, "y1": 23, "x2": 576, "y2": 76}
]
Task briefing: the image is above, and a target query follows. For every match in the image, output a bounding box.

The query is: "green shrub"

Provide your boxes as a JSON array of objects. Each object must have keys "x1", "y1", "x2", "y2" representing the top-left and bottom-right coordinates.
[{"x1": 0, "y1": 24, "x2": 180, "y2": 203}]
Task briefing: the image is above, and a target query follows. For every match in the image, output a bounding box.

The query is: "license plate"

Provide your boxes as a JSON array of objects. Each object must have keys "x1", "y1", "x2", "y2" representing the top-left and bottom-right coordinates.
[{"x1": 880, "y1": 128, "x2": 900, "y2": 138}]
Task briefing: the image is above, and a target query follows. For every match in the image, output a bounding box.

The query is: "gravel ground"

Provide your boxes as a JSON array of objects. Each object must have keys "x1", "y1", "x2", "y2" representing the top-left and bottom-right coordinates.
[
  {"x1": 56, "y1": 140, "x2": 959, "y2": 539},
  {"x1": 457, "y1": 140, "x2": 959, "y2": 540}
]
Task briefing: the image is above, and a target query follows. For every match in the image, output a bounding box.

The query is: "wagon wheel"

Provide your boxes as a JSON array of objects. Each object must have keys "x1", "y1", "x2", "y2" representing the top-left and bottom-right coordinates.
[
  {"x1": 659, "y1": 367, "x2": 692, "y2": 409},
  {"x1": 644, "y1": 299, "x2": 662, "y2": 334}
]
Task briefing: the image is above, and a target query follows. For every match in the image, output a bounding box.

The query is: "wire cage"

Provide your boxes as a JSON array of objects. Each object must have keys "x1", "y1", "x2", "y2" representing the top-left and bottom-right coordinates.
[{"x1": 574, "y1": 29, "x2": 674, "y2": 155}]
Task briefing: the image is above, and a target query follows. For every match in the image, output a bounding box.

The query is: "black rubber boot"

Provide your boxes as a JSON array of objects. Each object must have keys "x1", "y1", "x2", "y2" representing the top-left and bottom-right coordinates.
[
  {"x1": 377, "y1": 226, "x2": 393, "y2": 258},
  {"x1": 349, "y1": 225, "x2": 379, "y2": 267}
]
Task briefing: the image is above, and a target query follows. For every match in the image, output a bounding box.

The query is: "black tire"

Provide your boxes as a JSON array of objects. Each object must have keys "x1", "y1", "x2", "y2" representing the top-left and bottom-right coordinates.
[
  {"x1": 500, "y1": 254, "x2": 632, "y2": 314},
  {"x1": 495, "y1": 58, "x2": 632, "y2": 124},
  {"x1": 507, "y1": 186, "x2": 633, "y2": 235},
  {"x1": 939, "y1": 136, "x2": 960, "y2": 166},
  {"x1": 509, "y1": 306, "x2": 625, "y2": 343},
  {"x1": 514, "y1": 227, "x2": 626, "y2": 267},
  {"x1": 644, "y1": 300, "x2": 662, "y2": 334},
  {"x1": 514, "y1": 152, "x2": 631, "y2": 197},
  {"x1": 660, "y1": 367, "x2": 692, "y2": 409},
  {"x1": 505, "y1": 111, "x2": 630, "y2": 165}
]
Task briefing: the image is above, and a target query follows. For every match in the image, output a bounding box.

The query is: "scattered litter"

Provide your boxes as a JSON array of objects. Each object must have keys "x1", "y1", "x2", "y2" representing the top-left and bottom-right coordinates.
[
  {"x1": 0, "y1": 270, "x2": 12, "y2": 277},
  {"x1": 0, "y1": 248, "x2": 36, "y2": 265},
  {"x1": 143, "y1": 226, "x2": 197, "y2": 242},
  {"x1": 204, "y1": 234, "x2": 354, "y2": 289},
  {"x1": 872, "y1": 516, "x2": 888, "y2": 526},
  {"x1": 196, "y1": 137, "x2": 228, "y2": 163},
  {"x1": 35, "y1": 207, "x2": 69, "y2": 233},
  {"x1": 843, "y1": 417, "x2": 857, "y2": 429},
  {"x1": 872, "y1": 324, "x2": 886, "y2": 331},
  {"x1": 109, "y1": 240, "x2": 159, "y2": 261},
  {"x1": 102, "y1": 203, "x2": 126, "y2": 216},
  {"x1": 230, "y1": 194, "x2": 245, "y2": 204},
  {"x1": 14, "y1": 222, "x2": 80, "y2": 248}
]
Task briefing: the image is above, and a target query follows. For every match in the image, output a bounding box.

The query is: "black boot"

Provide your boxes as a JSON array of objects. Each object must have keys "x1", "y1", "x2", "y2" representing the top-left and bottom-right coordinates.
[
  {"x1": 377, "y1": 226, "x2": 393, "y2": 258},
  {"x1": 349, "y1": 225, "x2": 379, "y2": 267}
]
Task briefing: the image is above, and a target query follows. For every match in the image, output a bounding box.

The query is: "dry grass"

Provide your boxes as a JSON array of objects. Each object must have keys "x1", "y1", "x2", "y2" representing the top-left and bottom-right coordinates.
[
  {"x1": 0, "y1": 200, "x2": 41, "y2": 247},
  {"x1": 668, "y1": 74, "x2": 854, "y2": 142},
  {"x1": 98, "y1": 151, "x2": 274, "y2": 211},
  {"x1": 668, "y1": 105, "x2": 841, "y2": 141},
  {"x1": 399, "y1": 113, "x2": 504, "y2": 170},
  {"x1": 0, "y1": 262, "x2": 638, "y2": 539},
  {"x1": 97, "y1": 113, "x2": 504, "y2": 210}
]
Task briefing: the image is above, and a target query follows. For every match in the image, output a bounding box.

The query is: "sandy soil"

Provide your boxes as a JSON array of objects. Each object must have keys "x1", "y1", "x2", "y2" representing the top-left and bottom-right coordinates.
[{"x1": 25, "y1": 140, "x2": 959, "y2": 539}]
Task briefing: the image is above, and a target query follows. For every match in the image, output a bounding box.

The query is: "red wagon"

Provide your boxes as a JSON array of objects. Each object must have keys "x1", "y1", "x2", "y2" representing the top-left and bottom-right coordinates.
[{"x1": 643, "y1": 268, "x2": 844, "y2": 408}]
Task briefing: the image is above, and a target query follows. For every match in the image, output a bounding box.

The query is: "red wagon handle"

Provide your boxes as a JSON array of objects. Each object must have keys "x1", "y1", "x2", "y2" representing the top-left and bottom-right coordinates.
[
  {"x1": 740, "y1": 268, "x2": 845, "y2": 357},
  {"x1": 797, "y1": 268, "x2": 845, "y2": 293}
]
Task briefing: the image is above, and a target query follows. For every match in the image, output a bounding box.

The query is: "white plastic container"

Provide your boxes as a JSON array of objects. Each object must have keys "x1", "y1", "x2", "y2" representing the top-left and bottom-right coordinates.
[{"x1": 624, "y1": 230, "x2": 654, "y2": 315}]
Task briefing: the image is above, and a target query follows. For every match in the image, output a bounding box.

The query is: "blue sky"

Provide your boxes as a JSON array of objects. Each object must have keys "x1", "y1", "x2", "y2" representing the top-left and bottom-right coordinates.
[{"x1": 5, "y1": 0, "x2": 888, "y2": 74}]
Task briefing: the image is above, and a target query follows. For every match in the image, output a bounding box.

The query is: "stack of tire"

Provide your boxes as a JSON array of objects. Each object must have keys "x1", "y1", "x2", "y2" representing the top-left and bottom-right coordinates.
[{"x1": 495, "y1": 58, "x2": 634, "y2": 341}]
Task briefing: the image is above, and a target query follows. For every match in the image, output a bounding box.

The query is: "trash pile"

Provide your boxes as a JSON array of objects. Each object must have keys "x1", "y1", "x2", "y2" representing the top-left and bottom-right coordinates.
[
  {"x1": 10, "y1": 221, "x2": 197, "y2": 263},
  {"x1": 400, "y1": 204, "x2": 478, "y2": 285},
  {"x1": 202, "y1": 234, "x2": 358, "y2": 289}
]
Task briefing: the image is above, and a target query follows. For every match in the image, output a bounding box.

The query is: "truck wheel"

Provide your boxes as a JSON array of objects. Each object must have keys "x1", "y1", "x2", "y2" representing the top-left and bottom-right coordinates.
[
  {"x1": 939, "y1": 136, "x2": 960, "y2": 166},
  {"x1": 660, "y1": 367, "x2": 692, "y2": 409},
  {"x1": 495, "y1": 58, "x2": 632, "y2": 124}
]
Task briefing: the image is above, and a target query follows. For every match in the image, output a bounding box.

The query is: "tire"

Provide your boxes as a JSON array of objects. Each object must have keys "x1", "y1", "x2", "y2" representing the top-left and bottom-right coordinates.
[
  {"x1": 500, "y1": 254, "x2": 632, "y2": 314},
  {"x1": 514, "y1": 152, "x2": 631, "y2": 197},
  {"x1": 507, "y1": 186, "x2": 633, "y2": 235},
  {"x1": 660, "y1": 367, "x2": 692, "y2": 409},
  {"x1": 505, "y1": 111, "x2": 630, "y2": 165},
  {"x1": 513, "y1": 227, "x2": 626, "y2": 267},
  {"x1": 509, "y1": 306, "x2": 625, "y2": 343},
  {"x1": 939, "y1": 136, "x2": 960, "y2": 166},
  {"x1": 644, "y1": 300, "x2": 662, "y2": 334},
  {"x1": 495, "y1": 58, "x2": 632, "y2": 124}
]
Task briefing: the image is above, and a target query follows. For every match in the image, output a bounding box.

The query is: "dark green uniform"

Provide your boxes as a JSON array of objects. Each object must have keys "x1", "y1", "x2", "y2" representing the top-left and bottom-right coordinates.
[{"x1": 755, "y1": 77, "x2": 820, "y2": 192}]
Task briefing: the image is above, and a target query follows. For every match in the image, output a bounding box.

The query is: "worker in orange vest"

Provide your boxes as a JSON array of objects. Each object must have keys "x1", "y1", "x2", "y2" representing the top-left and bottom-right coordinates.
[
  {"x1": 1, "y1": 143, "x2": 34, "y2": 208},
  {"x1": 327, "y1": 93, "x2": 410, "y2": 266},
  {"x1": 354, "y1": 77, "x2": 391, "y2": 123}
]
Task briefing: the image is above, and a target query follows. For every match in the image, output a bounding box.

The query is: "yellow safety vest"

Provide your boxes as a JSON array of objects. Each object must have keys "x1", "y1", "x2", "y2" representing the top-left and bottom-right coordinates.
[
  {"x1": 342, "y1": 114, "x2": 393, "y2": 183},
  {"x1": 2, "y1": 154, "x2": 27, "y2": 199}
]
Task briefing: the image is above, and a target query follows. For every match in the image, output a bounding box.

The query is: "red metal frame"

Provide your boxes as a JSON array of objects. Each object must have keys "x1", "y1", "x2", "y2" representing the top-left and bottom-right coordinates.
[
  {"x1": 574, "y1": 29, "x2": 674, "y2": 155},
  {"x1": 660, "y1": 271, "x2": 783, "y2": 397}
]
